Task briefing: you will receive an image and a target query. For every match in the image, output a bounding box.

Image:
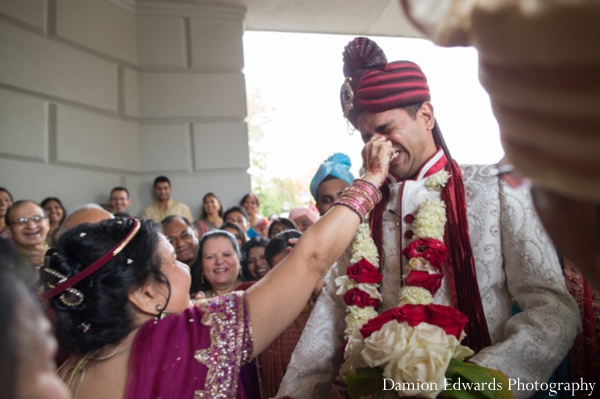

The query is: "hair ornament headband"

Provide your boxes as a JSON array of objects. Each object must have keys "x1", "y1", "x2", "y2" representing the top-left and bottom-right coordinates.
[{"x1": 39, "y1": 218, "x2": 141, "y2": 302}]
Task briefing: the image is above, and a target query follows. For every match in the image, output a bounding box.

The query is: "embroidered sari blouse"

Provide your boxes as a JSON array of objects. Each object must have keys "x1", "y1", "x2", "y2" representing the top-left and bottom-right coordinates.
[{"x1": 126, "y1": 291, "x2": 253, "y2": 399}]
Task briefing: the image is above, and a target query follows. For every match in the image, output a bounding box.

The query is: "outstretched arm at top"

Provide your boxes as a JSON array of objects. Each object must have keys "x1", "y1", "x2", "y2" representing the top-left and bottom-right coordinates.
[{"x1": 246, "y1": 137, "x2": 395, "y2": 356}]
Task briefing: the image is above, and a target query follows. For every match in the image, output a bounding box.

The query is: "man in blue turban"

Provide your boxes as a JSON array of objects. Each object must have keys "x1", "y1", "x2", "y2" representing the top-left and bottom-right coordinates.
[{"x1": 310, "y1": 153, "x2": 355, "y2": 216}]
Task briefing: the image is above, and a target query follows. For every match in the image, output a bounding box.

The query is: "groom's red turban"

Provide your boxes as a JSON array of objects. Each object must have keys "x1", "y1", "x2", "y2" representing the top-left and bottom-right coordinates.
[{"x1": 341, "y1": 37, "x2": 431, "y2": 129}]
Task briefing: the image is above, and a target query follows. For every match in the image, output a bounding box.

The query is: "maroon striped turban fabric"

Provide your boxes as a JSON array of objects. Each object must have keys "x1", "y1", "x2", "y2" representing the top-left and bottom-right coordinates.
[{"x1": 341, "y1": 37, "x2": 431, "y2": 129}]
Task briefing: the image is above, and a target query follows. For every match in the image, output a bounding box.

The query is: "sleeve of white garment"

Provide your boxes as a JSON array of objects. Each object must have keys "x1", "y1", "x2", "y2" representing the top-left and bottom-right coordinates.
[
  {"x1": 275, "y1": 249, "x2": 351, "y2": 399},
  {"x1": 469, "y1": 180, "x2": 581, "y2": 399}
]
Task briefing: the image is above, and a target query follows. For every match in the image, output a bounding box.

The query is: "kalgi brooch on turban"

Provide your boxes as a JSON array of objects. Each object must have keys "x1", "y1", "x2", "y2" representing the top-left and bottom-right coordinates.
[{"x1": 341, "y1": 37, "x2": 431, "y2": 129}]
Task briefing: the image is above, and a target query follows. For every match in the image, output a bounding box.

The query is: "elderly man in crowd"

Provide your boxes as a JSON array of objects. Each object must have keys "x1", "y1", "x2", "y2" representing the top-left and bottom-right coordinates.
[
  {"x1": 277, "y1": 37, "x2": 580, "y2": 399},
  {"x1": 161, "y1": 216, "x2": 200, "y2": 270}
]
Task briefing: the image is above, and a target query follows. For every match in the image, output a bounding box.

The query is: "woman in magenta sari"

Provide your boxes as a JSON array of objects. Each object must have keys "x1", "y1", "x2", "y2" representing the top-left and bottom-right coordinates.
[{"x1": 39, "y1": 138, "x2": 394, "y2": 399}]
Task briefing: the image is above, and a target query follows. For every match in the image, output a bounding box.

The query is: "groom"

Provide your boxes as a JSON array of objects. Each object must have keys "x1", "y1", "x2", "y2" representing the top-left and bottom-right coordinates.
[{"x1": 277, "y1": 37, "x2": 580, "y2": 399}]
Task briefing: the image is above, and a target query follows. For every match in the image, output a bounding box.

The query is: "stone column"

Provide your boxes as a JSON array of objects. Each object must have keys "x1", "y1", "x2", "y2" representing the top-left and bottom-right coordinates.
[
  {"x1": 0, "y1": 0, "x2": 251, "y2": 216},
  {"x1": 135, "y1": 0, "x2": 251, "y2": 219}
]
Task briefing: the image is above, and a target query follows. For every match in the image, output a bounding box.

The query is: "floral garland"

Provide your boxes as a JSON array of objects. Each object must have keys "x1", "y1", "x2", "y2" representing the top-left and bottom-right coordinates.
[{"x1": 336, "y1": 171, "x2": 480, "y2": 398}]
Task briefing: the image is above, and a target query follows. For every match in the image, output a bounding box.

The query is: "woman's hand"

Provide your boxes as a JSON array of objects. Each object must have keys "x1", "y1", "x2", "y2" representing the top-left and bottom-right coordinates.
[{"x1": 361, "y1": 136, "x2": 395, "y2": 187}]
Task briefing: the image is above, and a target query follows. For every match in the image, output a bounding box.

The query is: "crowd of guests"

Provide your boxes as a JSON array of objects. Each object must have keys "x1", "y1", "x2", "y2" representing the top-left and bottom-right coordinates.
[
  {"x1": 2, "y1": 5, "x2": 600, "y2": 394},
  {"x1": 0, "y1": 153, "x2": 355, "y2": 399}
]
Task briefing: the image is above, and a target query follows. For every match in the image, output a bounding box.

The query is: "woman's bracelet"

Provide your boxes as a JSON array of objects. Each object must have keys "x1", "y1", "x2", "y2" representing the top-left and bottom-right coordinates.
[{"x1": 332, "y1": 179, "x2": 383, "y2": 222}]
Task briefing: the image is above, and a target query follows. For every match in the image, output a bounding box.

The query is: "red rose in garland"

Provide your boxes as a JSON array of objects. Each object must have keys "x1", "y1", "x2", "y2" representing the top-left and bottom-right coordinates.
[
  {"x1": 405, "y1": 270, "x2": 443, "y2": 296},
  {"x1": 360, "y1": 304, "x2": 469, "y2": 340},
  {"x1": 402, "y1": 238, "x2": 449, "y2": 269},
  {"x1": 426, "y1": 304, "x2": 469, "y2": 339},
  {"x1": 344, "y1": 288, "x2": 379, "y2": 308},
  {"x1": 347, "y1": 258, "x2": 383, "y2": 284},
  {"x1": 360, "y1": 305, "x2": 428, "y2": 338}
]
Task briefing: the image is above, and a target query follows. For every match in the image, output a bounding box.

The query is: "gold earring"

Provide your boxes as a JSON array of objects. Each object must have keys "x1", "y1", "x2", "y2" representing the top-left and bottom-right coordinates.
[{"x1": 154, "y1": 304, "x2": 163, "y2": 324}]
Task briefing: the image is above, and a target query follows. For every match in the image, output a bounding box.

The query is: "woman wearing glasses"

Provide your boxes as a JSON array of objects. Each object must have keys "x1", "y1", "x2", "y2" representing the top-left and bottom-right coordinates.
[
  {"x1": 39, "y1": 138, "x2": 394, "y2": 399},
  {"x1": 5, "y1": 200, "x2": 49, "y2": 287}
]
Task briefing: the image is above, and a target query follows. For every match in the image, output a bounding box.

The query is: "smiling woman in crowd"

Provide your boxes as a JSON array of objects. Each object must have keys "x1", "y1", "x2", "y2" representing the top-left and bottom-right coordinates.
[
  {"x1": 196, "y1": 192, "x2": 223, "y2": 238},
  {"x1": 191, "y1": 230, "x2": 244, "y2": 298},
  {"x1": 241, "y1": 193, "x2": 269, "y2": 238},
  {"x1": 41, "y1": 197, "x2": 67, "y2": 247},
  {"x1": 241, "y1": 236, "x2": 270, "y2": 281}
]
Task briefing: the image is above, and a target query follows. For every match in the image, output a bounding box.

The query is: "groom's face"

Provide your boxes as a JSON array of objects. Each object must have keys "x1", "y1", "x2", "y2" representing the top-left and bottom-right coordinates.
[{"x1": 357, "y1": 105, "x2": 436, "y2": 180}]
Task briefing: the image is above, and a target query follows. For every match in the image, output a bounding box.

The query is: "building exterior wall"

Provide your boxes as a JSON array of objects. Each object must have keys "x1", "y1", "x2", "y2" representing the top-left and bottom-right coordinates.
[{"x1": 0, "y1": 0, "x2": 250, "y2": 218}]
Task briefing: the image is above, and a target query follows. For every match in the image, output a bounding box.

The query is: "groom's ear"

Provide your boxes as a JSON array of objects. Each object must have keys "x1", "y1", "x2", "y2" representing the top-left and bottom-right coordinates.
[{"x1": 418, "y1": 101, "x2": 435, "y2": 131}]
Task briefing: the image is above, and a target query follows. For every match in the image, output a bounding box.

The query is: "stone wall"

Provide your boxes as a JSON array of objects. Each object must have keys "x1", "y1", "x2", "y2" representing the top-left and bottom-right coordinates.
[{"x1": 0, "y1": 0, "x2": 250, "y2": 218}]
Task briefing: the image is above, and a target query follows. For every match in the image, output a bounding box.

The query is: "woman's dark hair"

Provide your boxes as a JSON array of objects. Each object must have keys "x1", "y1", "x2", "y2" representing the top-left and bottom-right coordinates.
[
  {"x1": 191, "y1": 230, "x2": 241, "y2": 294},
  {"x1": 223, "y1": 206, "x2": 249, "y2": 224},
  {"x1": 0, "y1": 264, "x2": 42, "y2": 398},
  {"x1": 4, "y1": 200, "x2": 44, "y2": 227},
  {"x1": 240, "y1": 193, "x2": 260, "y2": 208},
  {"x1": 267, "y1": 217, "x2": 298, "y2": 239},
  {"x1": 219, "y1": 222, "x2": 248, "y2": 246},
  {"x1": 220, "y1": 222, "x2": 247, "y2": 246},
  {"x1": 41, "y1": 197, "x2": 68, "y2": 225},
  {"x1": 0, "y1": 187, "x2": 13, "y2": 202},
  {"x1": 49, "y1": 218, "x2": 166, "y2": 355},
  {"x1": 200, "y1": 192, "x2": 223, "y2": 220},
  {"x1": 265, "y1": 229, "x2": 302, "y2": 268},
  {"x1": 240, "y1": 236, "x2": 270, "y2": 281}
]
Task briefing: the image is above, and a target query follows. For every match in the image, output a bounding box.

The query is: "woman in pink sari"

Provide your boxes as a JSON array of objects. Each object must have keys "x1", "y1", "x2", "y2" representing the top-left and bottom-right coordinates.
[{"x1": 39, "y1": 138, "x2": 394, "y2": 399}]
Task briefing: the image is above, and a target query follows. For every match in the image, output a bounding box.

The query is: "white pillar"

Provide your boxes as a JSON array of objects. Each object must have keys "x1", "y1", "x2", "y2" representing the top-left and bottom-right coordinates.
[{"x1": 0, "y1": 0, "x2": 251, "y2": 217}]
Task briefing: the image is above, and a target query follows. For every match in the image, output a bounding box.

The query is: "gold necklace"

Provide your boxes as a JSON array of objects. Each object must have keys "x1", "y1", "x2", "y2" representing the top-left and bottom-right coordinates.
[{"x1": 57, "y1": 345, "x2": 132, "y2": 399}]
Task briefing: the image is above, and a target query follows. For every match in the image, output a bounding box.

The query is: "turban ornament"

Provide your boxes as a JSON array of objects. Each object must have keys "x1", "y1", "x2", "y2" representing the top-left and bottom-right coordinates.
[{"x1": 341, "y1": 37, "x2": 431, "y2": 129}]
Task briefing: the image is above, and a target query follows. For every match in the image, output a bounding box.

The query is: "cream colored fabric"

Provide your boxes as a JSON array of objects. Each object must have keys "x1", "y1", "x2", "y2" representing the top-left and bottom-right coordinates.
[
  {"x1": 277, "y1": 160, "x2": 580, "y2": 399},
  {"x1": 141, "y1": 199, "x2": 194, "y2": 223}
]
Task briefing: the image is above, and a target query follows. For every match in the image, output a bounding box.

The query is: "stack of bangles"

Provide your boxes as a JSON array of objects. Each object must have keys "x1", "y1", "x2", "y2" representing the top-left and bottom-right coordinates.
[{"x1": 332, "y1": 178, "x2": 382, "y2": 222}]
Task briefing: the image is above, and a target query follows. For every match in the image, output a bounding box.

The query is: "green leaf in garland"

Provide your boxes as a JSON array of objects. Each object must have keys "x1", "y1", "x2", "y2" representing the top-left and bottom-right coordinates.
[{"x1": 344, "y1": 367, "x2": 385, "y2": 399}]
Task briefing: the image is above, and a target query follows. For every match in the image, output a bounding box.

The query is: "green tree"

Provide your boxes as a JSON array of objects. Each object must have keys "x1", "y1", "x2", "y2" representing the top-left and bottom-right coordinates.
[{"x1": 246, "y1": 89, "x2": 302, "y2": 217}]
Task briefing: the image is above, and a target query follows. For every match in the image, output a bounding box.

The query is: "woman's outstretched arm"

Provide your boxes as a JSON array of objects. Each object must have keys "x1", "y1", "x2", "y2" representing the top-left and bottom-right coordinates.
[{"x1": 246, "y1": 137, "x2": 394, "y2": 356}]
